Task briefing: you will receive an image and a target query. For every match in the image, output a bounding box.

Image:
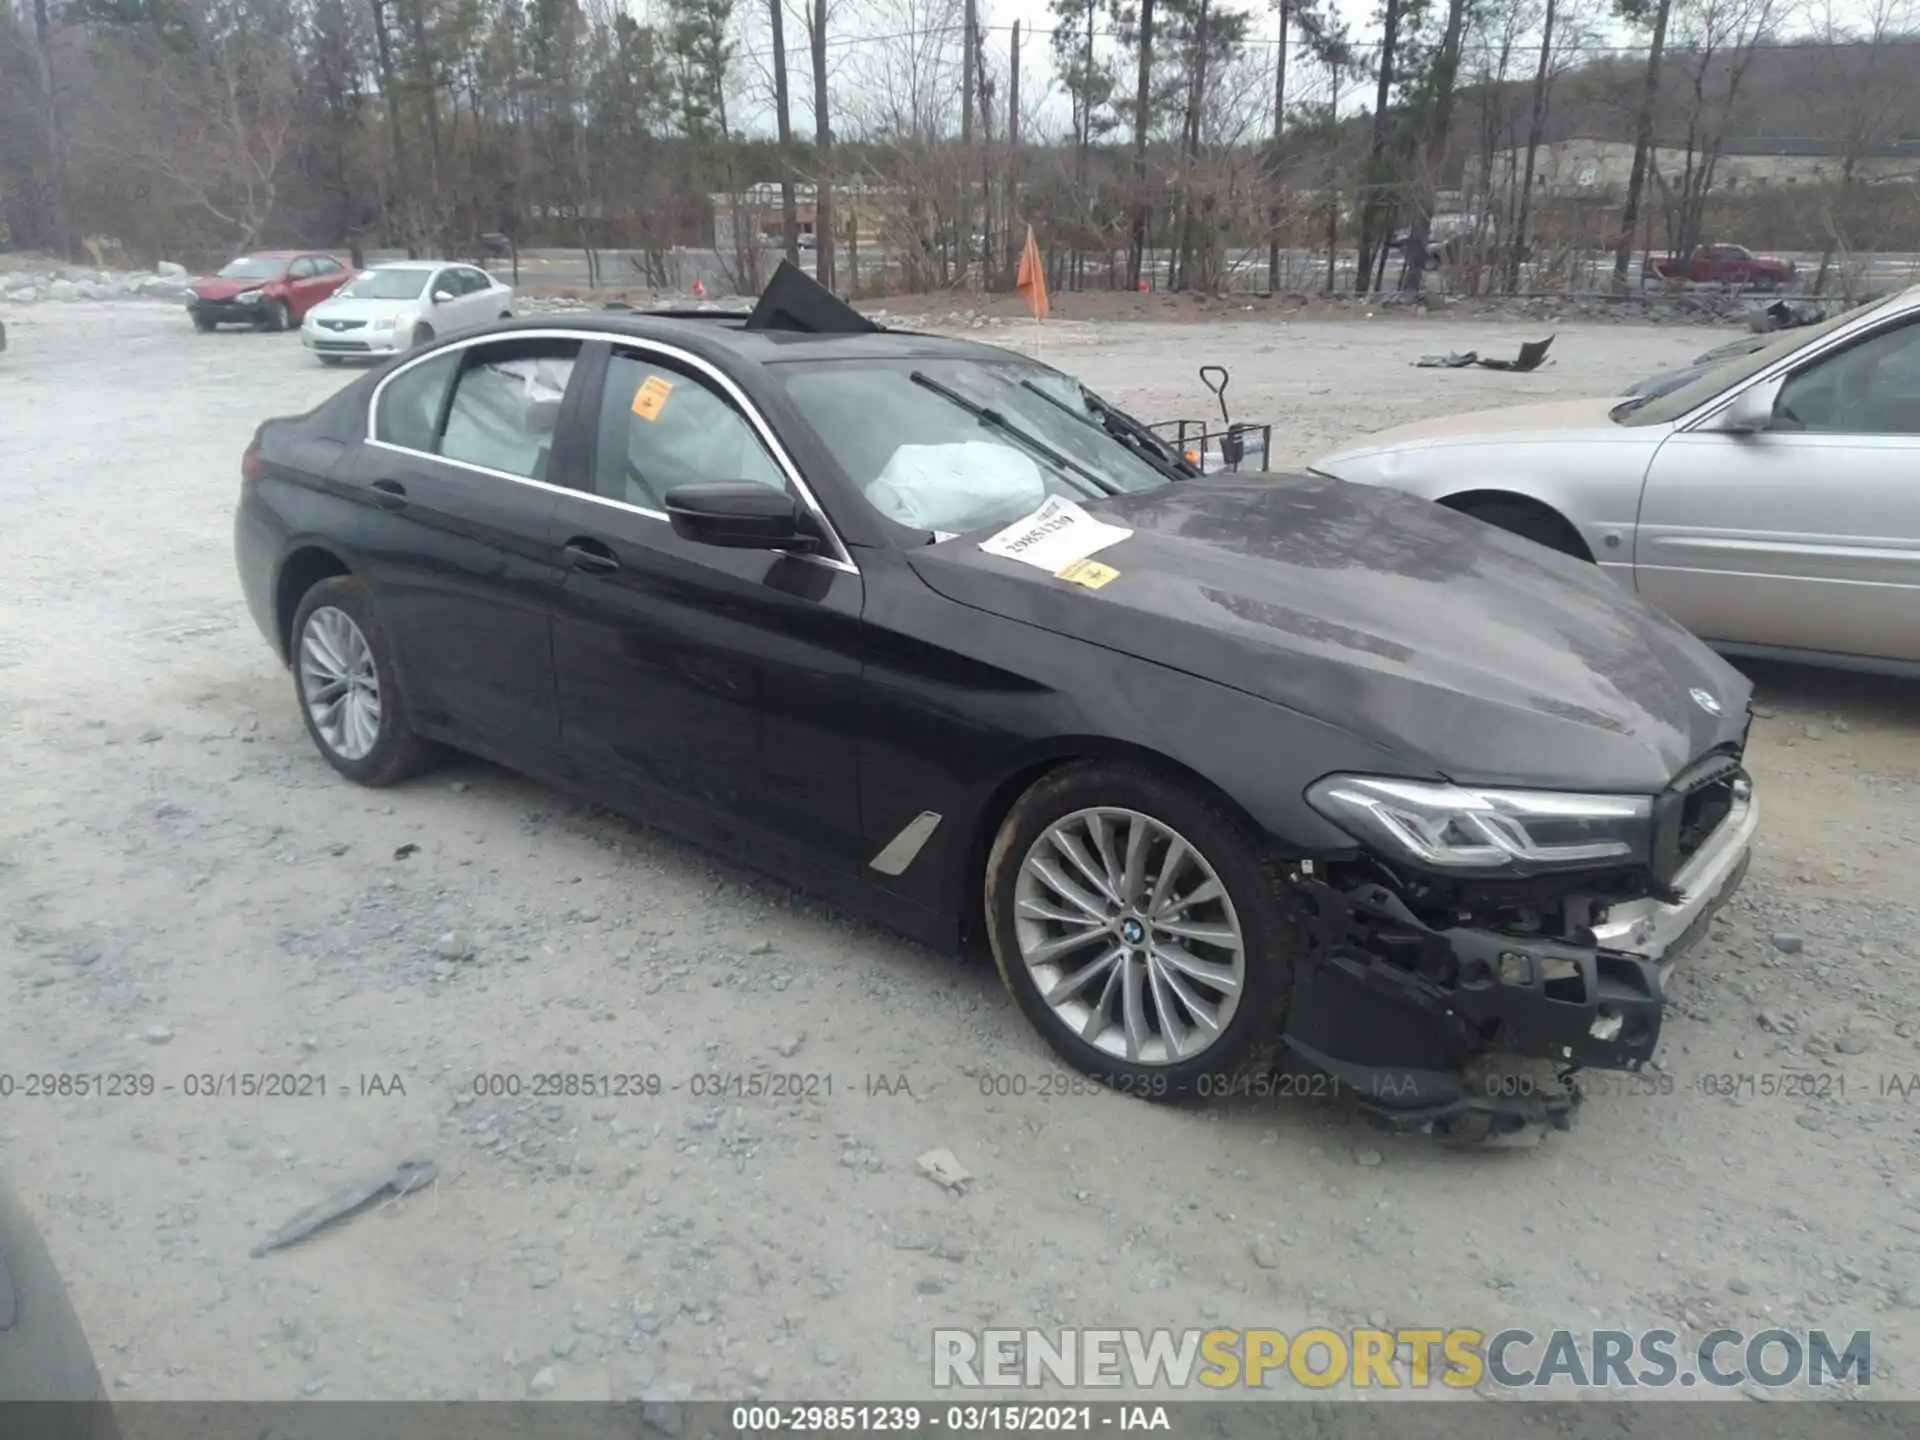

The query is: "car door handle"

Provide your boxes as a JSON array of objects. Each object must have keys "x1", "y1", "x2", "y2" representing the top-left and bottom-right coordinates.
[
  {"x1": 562, "y1": 538, "x2": 621, "y2": 575},
  {"x1": 371, "y1": 479, "x2": 407, "y2": 510}
]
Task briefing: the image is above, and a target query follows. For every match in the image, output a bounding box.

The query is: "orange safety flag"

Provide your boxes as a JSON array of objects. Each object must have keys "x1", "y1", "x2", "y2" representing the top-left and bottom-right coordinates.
[{"x1": 1016, "y1": 225, "x2": 1050, "y2": 322}]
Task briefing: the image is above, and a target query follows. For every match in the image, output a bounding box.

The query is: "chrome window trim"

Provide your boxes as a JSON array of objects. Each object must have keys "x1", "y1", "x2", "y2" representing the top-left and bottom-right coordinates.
[
  {"x1": 1678, "y1": 287, "x2": 1920, "y2": 434},
  {"x1": 365, "y1": 326, "x2": 860, "y2": 575}
]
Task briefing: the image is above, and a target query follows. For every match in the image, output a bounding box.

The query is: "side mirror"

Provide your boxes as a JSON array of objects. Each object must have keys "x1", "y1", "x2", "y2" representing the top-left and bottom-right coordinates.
[
  {"x1": 663, "y1": 482, "x2": 817, "y2": 552},
  {"x1": 1710, "y1": 375, "x2": 1783, "y2": 434},
  {"x1": 431, "y1": 289, "x2": 454, "y2": 305}
]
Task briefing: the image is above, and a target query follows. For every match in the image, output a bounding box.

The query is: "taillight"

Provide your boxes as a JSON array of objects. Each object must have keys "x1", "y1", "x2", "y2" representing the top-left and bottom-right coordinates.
[{"x1": 242, "y1": 434, "x2": 264, "y2": 481}]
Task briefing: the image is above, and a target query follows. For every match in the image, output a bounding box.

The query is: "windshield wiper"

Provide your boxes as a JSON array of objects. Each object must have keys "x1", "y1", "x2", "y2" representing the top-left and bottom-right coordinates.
[
  {"x1": 1018, "y1": 380, "x2": 1198, "y2": 481},
  {"x1": 908, "y1": 371, "x2": 1121, "y2": 497}
]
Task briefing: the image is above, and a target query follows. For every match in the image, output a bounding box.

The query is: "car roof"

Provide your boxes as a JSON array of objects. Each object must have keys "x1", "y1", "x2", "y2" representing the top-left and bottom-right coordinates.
[
  {"x1": 363, "y1": 260, "x2": 449, "y2": 271},
  {"x1": 471, "y1": 311, "x2": 1029, "y2": 367}
]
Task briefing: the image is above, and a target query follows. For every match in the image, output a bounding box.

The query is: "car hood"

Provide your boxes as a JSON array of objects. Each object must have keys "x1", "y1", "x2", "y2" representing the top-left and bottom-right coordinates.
[
  {"x1": 1621, "y1": 364, "x2": 1710, "y2": 399},
  {"x1": 192, "y1": 276, "x2": 279, "y2": 299},
  {"x1": 1321, "y1": 396, "x2": 1626, "y2": 454},
  {"x1": 306, "y1": 296, "x2": 421, "y2": 323},
  {"x1": 908, "y1": 476, "x2": 1751, "y2": 792}
]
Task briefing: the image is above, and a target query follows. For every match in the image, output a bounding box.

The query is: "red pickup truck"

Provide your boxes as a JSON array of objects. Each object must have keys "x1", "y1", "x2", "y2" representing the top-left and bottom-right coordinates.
[{"x1": 1645, "y1": 243, "x2": 1796, "y2": 288}]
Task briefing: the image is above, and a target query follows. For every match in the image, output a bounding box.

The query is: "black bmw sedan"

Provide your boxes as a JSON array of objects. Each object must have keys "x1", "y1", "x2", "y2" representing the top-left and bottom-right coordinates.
[{"x1": 234, "y1": 276, "x2": 1758, "y2": 1141}]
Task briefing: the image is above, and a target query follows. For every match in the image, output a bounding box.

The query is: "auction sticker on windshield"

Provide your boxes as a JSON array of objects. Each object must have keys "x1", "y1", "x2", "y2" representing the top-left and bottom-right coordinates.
[
  {"x1": 1055, "y1": 557, "x2": 1119, "y2": 589},
  {"x1": 979, "y1": 496, "x2": 1131, "y2": 573}
]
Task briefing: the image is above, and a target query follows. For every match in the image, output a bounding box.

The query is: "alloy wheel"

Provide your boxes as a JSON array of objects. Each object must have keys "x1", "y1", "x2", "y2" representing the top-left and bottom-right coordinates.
[
  {"x1": 1012, "y1": 807, "x2": 1246, "y2": 1065},
  {"x1": 298, "y1": 606, "x2": 382, "y2": 761}
]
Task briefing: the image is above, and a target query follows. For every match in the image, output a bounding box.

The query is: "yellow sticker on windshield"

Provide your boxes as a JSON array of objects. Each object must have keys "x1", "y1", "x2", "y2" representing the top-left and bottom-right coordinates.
[
  {"x1": 631, "y1": 374, "x2": 674, "y2": 421},
  {"x1": 1055, "y1": 558, "x2": 1119, "y2": 589}
]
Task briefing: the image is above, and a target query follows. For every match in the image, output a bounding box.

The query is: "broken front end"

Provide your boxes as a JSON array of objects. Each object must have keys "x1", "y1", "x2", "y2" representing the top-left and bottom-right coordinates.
[{"x1": 1284, "y1": 753, "x2": 1757, "y2": 1142}]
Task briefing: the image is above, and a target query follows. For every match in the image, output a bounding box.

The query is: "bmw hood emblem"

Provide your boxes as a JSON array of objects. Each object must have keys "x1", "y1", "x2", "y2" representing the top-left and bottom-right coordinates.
[{"x1": 1690, "y1": 688, "x2": 1723, "y2": 717}]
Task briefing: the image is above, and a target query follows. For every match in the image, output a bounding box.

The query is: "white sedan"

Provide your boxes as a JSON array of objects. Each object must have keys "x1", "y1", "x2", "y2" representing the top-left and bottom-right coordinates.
[
  {"x1": 301, "y1": 260, "x2": 515, "y2": 364},
  {"x1": 1311, "y1": 284, "x2": 1920, "y2": 676}
]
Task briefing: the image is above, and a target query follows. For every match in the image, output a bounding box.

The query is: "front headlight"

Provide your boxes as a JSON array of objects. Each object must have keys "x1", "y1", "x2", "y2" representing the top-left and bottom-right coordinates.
[
  {"x1": 1306, "y1": 775, "x2": 1652, "y2": 872},
  {"x1": 234, "y1": 288, "x2": 263, "y2": 303}
]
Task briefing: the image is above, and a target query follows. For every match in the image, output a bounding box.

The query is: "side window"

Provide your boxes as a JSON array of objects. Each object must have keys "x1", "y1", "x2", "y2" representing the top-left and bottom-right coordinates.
[
  {"x1": 428, "y1": 269, "x2": 456, "y2": 298},
  {"x1": 1776, "y1": 321, "x2": 1920, "y2": 436},
  {"x1": 313, "y1": 257, "x2": 343, "y2": 276},
  {"x1": 288, "y1": 258, "x2": 317, "y2": 279},
  {"x1": 593, "y1": 351, "x2": 787, "y2": 511},
  {"x1": 439, "y1": 341, "x2": 581, "y2": 480},
  {"x1": 463, "y1": 268, "x2": 492, "y2": 293},
  {"x1": 375, "y1": 351, "x2": 460, "y2": 451}
]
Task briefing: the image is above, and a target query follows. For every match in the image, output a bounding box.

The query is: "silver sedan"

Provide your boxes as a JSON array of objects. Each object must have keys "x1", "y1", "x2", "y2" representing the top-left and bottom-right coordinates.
[{"x1": 1310, "y1": 285, "x2": 1920, "y2": 676}]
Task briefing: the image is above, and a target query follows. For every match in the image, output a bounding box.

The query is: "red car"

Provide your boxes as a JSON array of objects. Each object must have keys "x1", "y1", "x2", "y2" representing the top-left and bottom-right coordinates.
[
  {"x1": 1644, "y1": 243, "x2": 1796, "y2": 289},
  {"x1": 186, "y1": 249, "x2": 354, "y2": 333}
]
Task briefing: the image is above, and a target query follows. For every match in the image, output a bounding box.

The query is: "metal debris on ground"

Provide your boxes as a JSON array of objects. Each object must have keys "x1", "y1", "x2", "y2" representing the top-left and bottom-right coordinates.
[
  {"x1": 915, "y1": 1148, "x2": 972, "y2": 1191},
  {"x1": 1414, "y1": 335, "x2": 1555, "y2": 372},
  {"x1": 1748, "y1": 298, "x2": 1832, "y2": 333},
  {"x1": 249, "y1": 1158, "x2": 438, "y2": 1257}
]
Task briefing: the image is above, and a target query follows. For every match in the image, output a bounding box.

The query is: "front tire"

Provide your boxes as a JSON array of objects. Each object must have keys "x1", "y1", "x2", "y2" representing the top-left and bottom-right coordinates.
[
  {"x1": 410, "y1": 322, "x2": 435, "y2": 349},
  {"x1": 261, "y1": 299, "x2": 291, "y2": 332},
  {"x1": 318, "y1": 354, "x2": 343, "y2": 367},
  {"x1": 290, "y1": 576, "x2": 437, "y2": 786},
  {"x1": 985, "y1": 762, "x2": 1299, "y2": 1100},
  {"x1": 191, "y1": 313, "x2": 215, "y2": 333}
]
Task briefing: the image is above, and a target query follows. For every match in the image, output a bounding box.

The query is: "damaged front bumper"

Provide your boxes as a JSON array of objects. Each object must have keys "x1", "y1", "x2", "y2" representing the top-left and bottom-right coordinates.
[{"x1": 1283, "y1": 785, "x2": 1757, "y2": 1138}]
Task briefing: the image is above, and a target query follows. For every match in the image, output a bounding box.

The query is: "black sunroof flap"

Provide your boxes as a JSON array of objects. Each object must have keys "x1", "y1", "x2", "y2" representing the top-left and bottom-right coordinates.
[{"x1": 745, "y1": 260, "x2": 881, "y2": 334}]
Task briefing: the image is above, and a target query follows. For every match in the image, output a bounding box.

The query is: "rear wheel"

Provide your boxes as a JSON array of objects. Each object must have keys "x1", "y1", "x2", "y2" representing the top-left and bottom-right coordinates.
[
  {"x1": 290, "y1": 576, "x2": 437, "y2": 786},
  {"x1": 1454, "y1": 498, "x2": 1588, "y2": 560},
  {"x1": 985, "y1": 762, "x2": 1300, "y2": 1100}
]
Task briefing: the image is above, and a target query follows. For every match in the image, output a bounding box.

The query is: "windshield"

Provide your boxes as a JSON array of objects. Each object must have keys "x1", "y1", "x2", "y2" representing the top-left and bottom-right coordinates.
[
  {"x1": 217, "y1": 255, "x2": 287, "y2": 279},
  {"x1": 778, "y1": 358, "x2": 1175, "y2": 537},
  {"x1": 1611, "y1": 293, "x2": 1902, "y2": 426},
  {"x1": 343, "y1": 268, "x2": 433, "y2": 300}
]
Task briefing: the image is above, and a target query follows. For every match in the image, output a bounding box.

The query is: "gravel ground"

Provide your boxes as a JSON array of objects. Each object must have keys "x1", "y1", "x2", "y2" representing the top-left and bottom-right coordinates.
[{"x1": 3, "y1": 300, "x2": 1920, "y2": 1407}]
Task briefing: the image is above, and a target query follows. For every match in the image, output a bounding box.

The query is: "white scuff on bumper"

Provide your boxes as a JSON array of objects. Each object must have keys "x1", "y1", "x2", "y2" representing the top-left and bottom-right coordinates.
[{"x1": 1594, "y1": 785, "x2": 1758, "y2": 969}]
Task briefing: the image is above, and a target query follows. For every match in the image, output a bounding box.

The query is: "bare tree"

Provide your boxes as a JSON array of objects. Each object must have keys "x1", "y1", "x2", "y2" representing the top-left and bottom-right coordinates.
[
  {"x1": 1354, "y1": 0, "x2": 1405, "y2": 294},
  {"x1": 1612, "y1": 0, "x2": 1676, "y2": 288},
  {"x1": 1798, "y1": 0, "x2": 1916, "y2": 292},
  {"x1": 1396, "y1": 0, "x2": 1472, "y2": 293},
  {"x1": 770, "y1": 0, "x2": 799, "y2": 261},
  {"x1": 1652, "y1": 0, "x2": 1786, "y2": 266},
  {"x1": 1509, "y1": 0, "x2": 1558, "y2": 289},
  {"x1": 805, "y1": 0, "x2": 837, "y2": 289},
  {"x1": 1127, "y1": 0, "x2": 1155, "y2": 289}
]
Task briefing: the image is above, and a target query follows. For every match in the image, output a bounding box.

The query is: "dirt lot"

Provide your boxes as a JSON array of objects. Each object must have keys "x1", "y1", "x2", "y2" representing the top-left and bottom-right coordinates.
[{"x1": 3, "y1": 300, "x2": 1919, "y2": 1407}]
